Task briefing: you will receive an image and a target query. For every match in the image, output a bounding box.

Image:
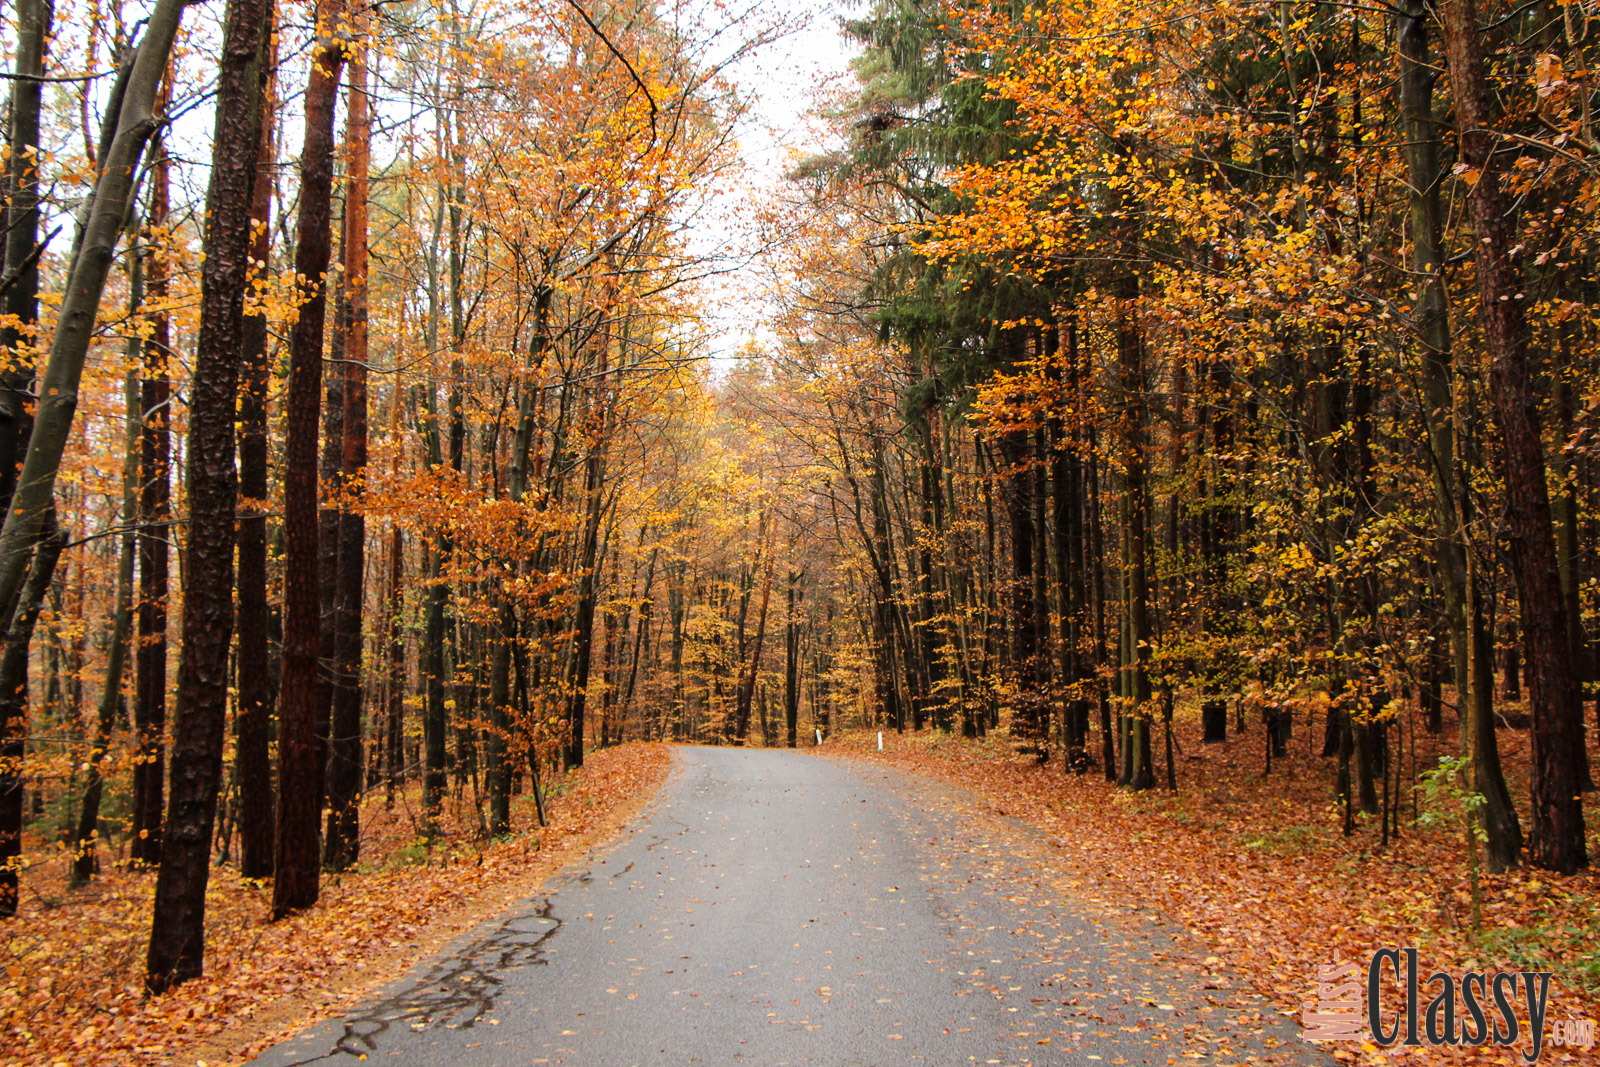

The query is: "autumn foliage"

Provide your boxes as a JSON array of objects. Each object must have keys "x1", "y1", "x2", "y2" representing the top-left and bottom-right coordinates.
[{"x1": 0, "y1": 0, "x2": 1595, "y2": 1059}]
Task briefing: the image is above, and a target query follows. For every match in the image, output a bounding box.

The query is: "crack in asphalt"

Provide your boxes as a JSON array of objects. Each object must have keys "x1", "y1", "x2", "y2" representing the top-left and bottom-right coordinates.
[
  {"x1": 253, "y1": 749, "x2": 1336, "y2": 1067},
  {"x1": 270, "y1": 903, "x2": 563, "y2": 1065}
]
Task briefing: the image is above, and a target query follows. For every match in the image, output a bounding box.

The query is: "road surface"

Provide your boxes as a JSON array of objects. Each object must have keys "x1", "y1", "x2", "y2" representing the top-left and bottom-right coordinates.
[{"x1": 254, "y1": 746, "x2": 1331, "y2": 1066}]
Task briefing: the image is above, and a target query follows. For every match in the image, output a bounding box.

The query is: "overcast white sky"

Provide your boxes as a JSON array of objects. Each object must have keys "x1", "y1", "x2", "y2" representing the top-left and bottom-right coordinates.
[{"x1": 695, "y1": 0, "x2": 861, "y2": 363}]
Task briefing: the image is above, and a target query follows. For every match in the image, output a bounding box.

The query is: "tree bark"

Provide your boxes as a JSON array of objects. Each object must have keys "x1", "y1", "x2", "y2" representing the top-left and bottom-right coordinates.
[
  {"x1": 1395, "y1": 0, "x2": 1521, "y2": 870},
  {"x1": 234, "y1": 23, "x2": 277, "y2": 881},
  {"x1": 0, "y1": 511, "x2": 62, "y2": 917},
  {"x1": 325, "y1": 29, "x2": 369, "y2": 872},
  {"x1": 145, "y1": 0, "x2": 269, "y2": 991},
  {"x1": 273, "y1": 1, "x2": 346, "y2": 919},
  {"x1": 566, "y1": 445, "x2": 605, "y2": 769},
  {"x1": 0, "y1": 0, "x2": 184, "y2": 635},
  {"x1": 1439, "y1": 0, "x2": 1587, "y2": 872},
  {"x1": 735, "y1": 532, "x2": 776, "y2": 744},
  {"x1": 69, "y1": 236, "x2": 141, "y2": 887},
  {"x1": 0, "y1": 0, "x2": 51, "y2": 519},
  {"x1": 131, "y1": 132, "x2": 171, "y2": 867},
  {"x1": 0, "y1": 0, "x2": 53, "y2": 916},
  {"x1": 385, "y1": 521, "x2": 405, "y2": 806},
  {"x1": 785, "y1": 571, "x2": 802, "y2": 748}
]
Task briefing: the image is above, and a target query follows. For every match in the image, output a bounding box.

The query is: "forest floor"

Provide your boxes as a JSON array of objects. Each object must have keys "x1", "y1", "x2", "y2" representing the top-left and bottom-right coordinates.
[
  {"x1": 819, "y1": 706, "x2": 1600, "y2": 1066},
  {"x1": 0, "y1": 741, "x2": 672, "y2": 1067}
]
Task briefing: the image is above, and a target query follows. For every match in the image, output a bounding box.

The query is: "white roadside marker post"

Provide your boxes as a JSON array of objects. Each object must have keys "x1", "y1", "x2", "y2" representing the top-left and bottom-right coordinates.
[
  {"x1": 816, "y1": 728, "x2": 823, "y2": 746},
  {"x1": 878, "y1": 731, "x2": 883, "y2": 751}
]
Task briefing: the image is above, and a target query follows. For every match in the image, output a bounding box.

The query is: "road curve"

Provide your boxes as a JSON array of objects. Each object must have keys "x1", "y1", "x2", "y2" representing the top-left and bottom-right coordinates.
[{"x1": 253, "y1": 746, "x2": 1330, "y2": 1067}]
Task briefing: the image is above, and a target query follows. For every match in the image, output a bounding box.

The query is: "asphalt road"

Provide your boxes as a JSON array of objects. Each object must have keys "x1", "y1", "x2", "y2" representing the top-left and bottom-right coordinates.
[{"x1": 253, "y1": 746, "x2": 1333, "y2": 1067}]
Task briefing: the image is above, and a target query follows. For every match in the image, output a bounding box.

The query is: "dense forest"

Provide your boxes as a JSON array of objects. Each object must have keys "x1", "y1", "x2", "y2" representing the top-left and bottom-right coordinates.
[{"x1": 0, "y1": 0, "x2": 1593, "y2": 1012}]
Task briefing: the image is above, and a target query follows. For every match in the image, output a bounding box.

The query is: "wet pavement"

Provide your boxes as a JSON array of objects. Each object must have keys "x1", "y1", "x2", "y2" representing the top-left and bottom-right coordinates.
[{"x1": 251, "y1": 746, "x2": 1334, "y2": 1066}]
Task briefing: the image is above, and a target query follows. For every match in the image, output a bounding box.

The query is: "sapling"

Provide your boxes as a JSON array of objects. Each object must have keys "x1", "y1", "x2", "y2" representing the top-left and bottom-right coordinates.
[{"x1": 1420, "y1": 755, "x2": 1486, "y2": 936}]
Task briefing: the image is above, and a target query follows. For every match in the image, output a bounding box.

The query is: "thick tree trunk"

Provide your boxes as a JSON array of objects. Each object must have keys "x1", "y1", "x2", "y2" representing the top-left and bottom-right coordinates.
[
  {"x1": 273, "y1": 4, "x2": 346, "y2": 920},
  {"x1": 1439, "y1": 0, "x2": 1587, "y2": 872},
  {"x1": 234, "y1": 28, "x2": 276, "y2": 881},
  {"x1": 145, "y1": 0, "x2": 268, "y2": 991}
]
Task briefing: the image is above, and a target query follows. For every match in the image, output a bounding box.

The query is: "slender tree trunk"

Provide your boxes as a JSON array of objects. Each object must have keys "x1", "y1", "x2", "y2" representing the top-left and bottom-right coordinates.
[
  {"x1": 421, "y1": 538, "x2": 448, "y2": 827},
  {"x1": 486, "y1": 602, "x2": 512, "y2": 835},
  {"x1": 1116, "y1": 304, "x2": 1154, "y2": 791},
  {"x1": 0, "y1": 0, "x2": 53, "y2": 914},
  {"x1": 785, "y1": 571, "x2": 802, "y2": 748},
  {"x1": 0, "y1": 512, "x2": 63, "y2": 916},
  {"x1": 70, "y1": 237, "x2": 142, "y2": 887},
  {"x1": 273, "y1": 1, "x2": 346, "y2": 919},
  {"x1": 131, "y1": 132, "x2": 171, "y2": 866},
  {"x1": 0, "y1": 0, "x2": 184, "y2": 634},
  {"x1": 0, "y1": 0, "x2": 50, "y2": 519},
  {"x1": 735, "y1": 537, "x2": 776, "y2": 744},
  {"x1": 385, "y1": 522, "x2": 405, "y2": 806},
  {"x1": 566, "y1": 445, "x2": 605, "y2": 769},
  {"x1": 1001, "y1": 426, "x2": 1044, "y2": 743},
  {"x1": 1395, "y1": 0, "x2": 1520, "y2": 869},
  {"x1": 325, "y1": 30, "x2": 369, "y2": 872},
  {"x1": 1440, "y1": 0, "x2": 1587, "y2": 872},
  {"x1": 316, "y1": 280, "x2": 345, "y2": 813},
  {"x1": 145, "y1": 0, "x2": 268, "y2": 990}
]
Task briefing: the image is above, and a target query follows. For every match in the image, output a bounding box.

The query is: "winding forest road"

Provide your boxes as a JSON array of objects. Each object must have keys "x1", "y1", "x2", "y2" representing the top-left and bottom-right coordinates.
[{"x1": 254, "y1": 747, "x2": 1332, "y2": 1066}]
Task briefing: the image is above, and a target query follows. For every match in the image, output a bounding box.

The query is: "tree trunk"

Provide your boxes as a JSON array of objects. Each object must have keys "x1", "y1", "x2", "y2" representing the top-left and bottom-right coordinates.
[
  {"x1": 385, "y1": 522, "x2": 405, "y2": 806},
  {"x1": 315, "y1": 278, "x2": 345, "y2": 815},
  {"x1": 70, "y1": 237, "x2": 142, "y2": 887},
  {"x1": 422, "y1": 540, "x2": 449, "y2": 829},
  {"x1": 1439, "y1": 0, "x2": 1587, "y2": 873},
  {"x1": 234, "y1": 24, "x2": 276, "y2": 881},
  {"x1": 0, "y1": 0, "x2": 184, "y2": 635},
  {"x1": 1118, "y1": 311, "x2": 1154, "y2": 792},
  {"x1": 144, "y1": 0, "x2": 268, "y2": 990},
  {"x1": 0, "y1": 0, "x2": 53, "y2": 914},
  {"x1": 0, "y1": 0, "x2": 50, "y2": 520},
  {"x1": 131, "y1": 132, "x2": 171, "y2": 867},
  {"x1": 486, "y1": 602, "x2": 512, "y2": 836},
  {"x1": 1396, "y1": 1, "x2": 1520, "y2": 864},
  {"x1": 566, "y1": 444, "x2": 605, "y2": 769},
  {"x1": 735, "y1": 537, "x2": 776, "y2": 744},
  {"x1": 785, "y1": 571, "x2": 802, "y2": 748},
  {"x1": 273, "y1": 3, "x2": 346, "y2": 920},
  {"x1": 325, "y1": 30, "x2": 369, "y2": 873},
  {"x1": 0, "y1": 511, "x2": 63, "y2": 916},
  {"x1": 1000, "y1": 426, "x2": 1044, "y2": 743}
]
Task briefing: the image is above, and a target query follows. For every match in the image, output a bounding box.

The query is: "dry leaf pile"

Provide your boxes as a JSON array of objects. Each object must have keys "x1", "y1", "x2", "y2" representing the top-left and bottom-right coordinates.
[
  {"x1": 822, "y1": 712, "x2": 1600, "y2": 1065},
  {"x1": 0, "y1": 741, "x2": 671, "y2": 1066}
]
